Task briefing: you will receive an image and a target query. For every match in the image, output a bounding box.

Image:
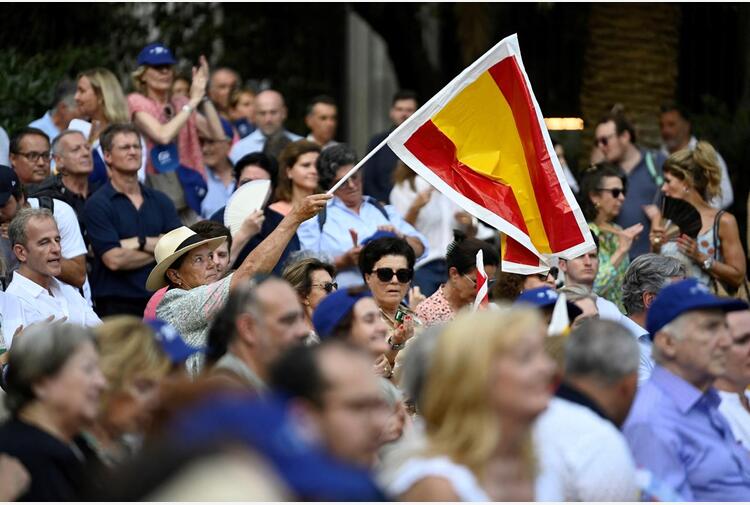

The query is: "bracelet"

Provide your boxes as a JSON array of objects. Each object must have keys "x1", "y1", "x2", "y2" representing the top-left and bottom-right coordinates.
[
  {"x1": 182, "y1": 103, "x2": 194, "y2": 114},
  {"x1": 388, "y1": 336, "x2": 405, "y2": 351}
]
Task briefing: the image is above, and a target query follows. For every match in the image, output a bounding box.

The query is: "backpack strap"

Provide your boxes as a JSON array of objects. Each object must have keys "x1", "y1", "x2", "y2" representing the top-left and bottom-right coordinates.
[
  {"x1": 37, "y1": 195, "x2": 54, "y2": 213},
  {"x1": 644, "y1": 151, "x2": 663, "y2": 187},
  {"x1": 712, "y1": 210, "x2": 725, "y2": 261}
]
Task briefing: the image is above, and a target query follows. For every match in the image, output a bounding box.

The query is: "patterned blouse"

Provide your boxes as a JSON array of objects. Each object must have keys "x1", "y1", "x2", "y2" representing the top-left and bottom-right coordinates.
[
  {"x1": 590, "y1": 222, "x2": 628, "y2": 312},
  {"x1": 156, "y1": 274, "x2": 232, "y2": 375},
  {"x1": 415, "y1": 285, "x2": 455, "y2": 326}
]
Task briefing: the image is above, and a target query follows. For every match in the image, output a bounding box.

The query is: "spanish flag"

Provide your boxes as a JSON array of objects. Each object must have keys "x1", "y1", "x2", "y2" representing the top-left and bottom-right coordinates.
[{"x1": 387, "y1": 34, "x2": 594, "y2": 273}]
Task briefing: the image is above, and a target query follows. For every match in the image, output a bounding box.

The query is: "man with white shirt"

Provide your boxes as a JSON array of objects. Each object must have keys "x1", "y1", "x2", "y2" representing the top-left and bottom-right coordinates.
[
  {"x1": 535, "y1": 319, "x2": 640, "y2": 501},
  {"x1": 715, "y1": 309, "x2": 750, "y2": 449},
  {"x1": 659, "y1": 102, "x2": 733, "y2": 209},
  {"x1": 6, "y1": 208, "x2": 99, "y2": 327},
  {"x1": 558, "y1": 235, "x2": 623, "y2": 323},
  {"x1": 229, "y1": 90, "x2": 301, "y2": 164},
  {"x1": 621, "y1": 254, "x2": 686, "y2": 385}
]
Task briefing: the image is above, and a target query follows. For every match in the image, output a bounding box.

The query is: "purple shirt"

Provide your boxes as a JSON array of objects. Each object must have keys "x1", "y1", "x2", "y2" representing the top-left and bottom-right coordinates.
[{"x1": 623, "y1": 365, "x2": 750, "y2": 500}]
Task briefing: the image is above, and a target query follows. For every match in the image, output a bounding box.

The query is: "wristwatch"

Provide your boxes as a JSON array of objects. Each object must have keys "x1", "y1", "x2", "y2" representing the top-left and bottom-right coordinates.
[
  {"x1": 138, "y1": 236, "x2": 147, "y2": 252},
  {"x1": 702, "y1": 256, "x2": 714, "y2": 271},
  {"x1": 388, "y1": 336, "x2": 405, "y2": 351}
]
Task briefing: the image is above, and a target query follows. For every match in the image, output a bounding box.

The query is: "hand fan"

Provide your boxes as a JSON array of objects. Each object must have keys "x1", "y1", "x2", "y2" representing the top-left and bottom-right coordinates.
[{"x1": 224, "y1": 180, "x2": 272, "y2": 235}]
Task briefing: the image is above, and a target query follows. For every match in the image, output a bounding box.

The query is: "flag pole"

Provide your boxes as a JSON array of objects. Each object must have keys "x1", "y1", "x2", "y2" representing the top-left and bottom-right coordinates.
[{"x1": 326, "y1": 135, "x2": 393, "y2": 194}]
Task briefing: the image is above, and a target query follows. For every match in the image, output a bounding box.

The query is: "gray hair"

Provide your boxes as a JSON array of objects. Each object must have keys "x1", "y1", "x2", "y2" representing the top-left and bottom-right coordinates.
[
  {"x1": 8, "y1": 207, "x2": 56, "y2": 248},
  {"x1": 564, "y1": 319, "x2": 640, "y2": 384},
  {"x1": 622, "y1": 254, "x2": 686, "y2": 315},
  {"x1": 316, "y1": 143, "x2": 358, "y2": 190},
  {"x1": 652, "y1": 311, "x2": 692, "y2": 364},
  {"x1": 51, "y1": 129, "x2": 86, "y2": 157},
  {"x1": 559, "y1": 283, "x2": 596, "y2": 303},
  {"x1": 397, "y1": 324, "x2": 443, "y2": 413},
  {"x1": 4, "y1": 323, "x2": 96, "y2": 414}
]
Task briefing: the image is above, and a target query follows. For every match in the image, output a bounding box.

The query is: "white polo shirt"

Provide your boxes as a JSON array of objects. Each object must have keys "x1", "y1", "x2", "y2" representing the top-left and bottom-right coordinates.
[
  {"x1": 6, "y1": 271, "x2": 101, "y2": 328},
  {"x1": 0, "y1": 291, "x2": 25, "y2": 349}
]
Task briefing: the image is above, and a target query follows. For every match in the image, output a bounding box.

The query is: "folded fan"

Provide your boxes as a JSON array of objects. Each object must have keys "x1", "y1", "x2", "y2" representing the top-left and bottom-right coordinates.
[{"x1": 660, "y1": 196, "x2": 701, "y2": 239}]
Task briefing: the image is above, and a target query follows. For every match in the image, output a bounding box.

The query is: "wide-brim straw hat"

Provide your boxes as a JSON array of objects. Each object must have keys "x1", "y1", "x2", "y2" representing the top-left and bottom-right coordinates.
[{"x1": 146, "y1": 226, "x2": 227, "y2": 291}]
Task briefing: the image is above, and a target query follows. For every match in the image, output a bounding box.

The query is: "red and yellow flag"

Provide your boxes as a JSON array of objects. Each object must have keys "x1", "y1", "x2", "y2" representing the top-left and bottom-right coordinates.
[{"x1": 387, "y1": 34, "x2": 594, "y2": 273}]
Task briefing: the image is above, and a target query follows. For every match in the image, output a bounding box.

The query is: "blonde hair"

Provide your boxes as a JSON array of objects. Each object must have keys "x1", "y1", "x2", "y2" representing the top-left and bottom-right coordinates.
[
  {"x1": 230, "y1": 88, "x2": 255, "y2": 109},
  {"x1": 78, "y1": 68, "x2": 129, "y2": 124},
  {"x1": 94, "y1": 316, "x2": 171, "y2": 409},
  {"x1": 421, "y1": 308, "x2": 540, "y2": 481},
  {"x1": 663, "y1": 140, "x2": 722, "y2": 201},
  {"x1": 131, "y1": 65, "x2": 148, "y2": 94}
]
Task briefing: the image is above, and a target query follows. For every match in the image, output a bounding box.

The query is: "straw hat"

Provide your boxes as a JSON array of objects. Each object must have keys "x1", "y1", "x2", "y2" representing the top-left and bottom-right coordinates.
[{"x1": 146, "y1": 227, "x2": 227, "y2": 291}]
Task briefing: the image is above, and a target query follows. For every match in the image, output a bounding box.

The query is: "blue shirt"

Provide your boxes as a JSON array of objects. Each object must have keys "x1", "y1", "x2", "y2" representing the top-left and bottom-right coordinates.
[
  {"x1": 229, "y1": 128, "x2": 302, "y2": 165},
  {"x1": 623, "y1": 365, "x2": 750, "y2": 500},
  {"x1": 201, "y1": 166, "x2": 236, "y2": 219},
  {"x1": 296, "y1": 196, "x2": 429, "y2": 288},
  {"x1": 209, "y1": 206, "x2": 299, "y2": 276},
  {"x1": 28, "y1": 111, "x2": 59, "y2": 141},
  {"x1": 84, "y1": 181, "x2": 181, "y2": 300},
  {"x1": 615, "y1": 148, "x2": 665, "y2": 259}
]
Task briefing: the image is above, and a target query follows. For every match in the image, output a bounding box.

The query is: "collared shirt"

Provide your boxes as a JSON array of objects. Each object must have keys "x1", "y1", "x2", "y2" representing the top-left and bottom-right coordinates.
[
  {"x1": 660, "y1": 136, "x2": 733, "y2": 209},
  {"x1": 297, "y1": 196, "x2": 429, "y2": 289},
  {"x1": 534, "y1": 397, "x2": 639, "y2": 501},
  {"x1": 200, "y1": 165, "x2": 235, "y2": 219},
  {"x1": 718, "y1": 390, "x2": 750, "y2": 451},
  {"x1": 305, "y1": 134, "x2": 339, "y2": 150},
  {"x1": 28, "y1": 110, "x2": 60, "y2": 141},
  {"x1": 595, "y1": 295, "x2": 625, "y2": 323},
  {"x1": 229, "y1": 128, "x2": 302, "y2": 165},
  {"x1": 623, "y1": 365, "x2": 750, "y2": 500},
  {"x1": 615, "y1": 148, "x2": 666, "y2": 259},
  {"x1": 84, "y1": 181, "x2": 181, "y2": 300},
  {"x1": 0, "y1": 291, "x2": 25, "y2": 349},
  {"x1": 7, "y1": 271, "x2": 100, "y2": 327},
  {"x1": 618, "y1": 316, "x2": 655, "y2": 385}
]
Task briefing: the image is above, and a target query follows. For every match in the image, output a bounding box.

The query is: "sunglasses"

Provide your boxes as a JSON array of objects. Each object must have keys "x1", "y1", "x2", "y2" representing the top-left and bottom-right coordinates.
[
  {"x1": 595, "y1": 133, "x2": 616, "y2": 147},
  {"x1": 597, "y1": 187, "x2": 626, "y2": 198},
  {"x1": 464, "y1": 274, "x2": 496, "y2": 289},
  {"x1": 372, "y1": 268, "x2": 413, "y2": 283},
  {"x1": 311, "y1": 281, "x2": 338, "y2": 293}
]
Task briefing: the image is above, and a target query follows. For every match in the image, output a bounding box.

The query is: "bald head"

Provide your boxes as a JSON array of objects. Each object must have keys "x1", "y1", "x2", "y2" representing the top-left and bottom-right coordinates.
[{"x1": 254, "y1": 90, "x2": 287, "y2": 136}]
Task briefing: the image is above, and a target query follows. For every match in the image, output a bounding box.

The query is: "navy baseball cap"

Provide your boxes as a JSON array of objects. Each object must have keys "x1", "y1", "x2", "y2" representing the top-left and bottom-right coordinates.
[
  {"x1": 360, "y1": 230, "x2": 398, "y2": 246},
  {"x1": 137, "y1": 42, "x2": 176, "y2": 66},
  {"x1": 646, "y1": 278, "x2": 748, "y2": 336},
  {"x1": 312, "y1": 288, "x2": 372, "y2": 339},
  {"x1": 169, "y1": 393, "x2": 385, "y2": 501},
  {"x1": 0, "y1": 165, "x2": 21, "y2": 206},
  {"x1": 145, "y1": 318, "x2": 203, "y2": 364},
  {"x1": 177, "y1": 165, "x2": 208, "y2": 215},
  {"x1": 515, "y1": 286, "x2": 583, "y2": 320}
]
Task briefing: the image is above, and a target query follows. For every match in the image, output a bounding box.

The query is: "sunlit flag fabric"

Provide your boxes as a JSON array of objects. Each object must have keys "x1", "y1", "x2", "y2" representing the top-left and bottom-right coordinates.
[
  {"x1": 387, "y1": 33, "x2": 594, "y2": 273},
  {"x1": 473, "y1": 249, "x2": 489, "y2": 311}
]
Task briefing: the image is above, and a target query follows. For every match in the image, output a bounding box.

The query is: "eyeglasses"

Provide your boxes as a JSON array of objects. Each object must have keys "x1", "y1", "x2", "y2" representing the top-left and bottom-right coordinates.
[
  {"x1": 17, "y1": 151, "x2": 51, "y2": 163},
  {"x1": 595, "y1": 133, "x2": 616, "y2": 147},
  {"x1": 311, "y1": 281, "x2": 338, "y2": 293},
  {"x1": 464, "y1": 274, "x2": 496, "y2": 289},
  {"x1": 332, "y1": 172, "x2": 361, "y2": 189},
  {"x1": 597, "y1": 187, "x2": 625, "y2": 198},
  {"x1": 373, "y1": 267, "x2": 413, "y2": 283}
]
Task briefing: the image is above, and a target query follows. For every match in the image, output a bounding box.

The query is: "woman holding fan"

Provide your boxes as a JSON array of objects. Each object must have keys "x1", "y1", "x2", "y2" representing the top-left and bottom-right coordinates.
[
  {"x1": 649, "y1": 141, "x2": 746, "y2": 290},
  {"x1": 580, "y1": 163, "x2": 643, "y2": 311}
]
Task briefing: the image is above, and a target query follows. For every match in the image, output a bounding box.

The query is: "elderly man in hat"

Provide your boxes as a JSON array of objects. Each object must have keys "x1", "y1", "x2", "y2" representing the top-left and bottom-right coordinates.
[{"x1": 623, "y1": 278, "x2": 750, "y2": 500}]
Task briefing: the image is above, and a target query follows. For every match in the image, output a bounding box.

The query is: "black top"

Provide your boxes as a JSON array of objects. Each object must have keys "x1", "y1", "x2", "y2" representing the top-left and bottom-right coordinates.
[{"x1": 0, "y1": 417, "x2": 96, "y2": 501}]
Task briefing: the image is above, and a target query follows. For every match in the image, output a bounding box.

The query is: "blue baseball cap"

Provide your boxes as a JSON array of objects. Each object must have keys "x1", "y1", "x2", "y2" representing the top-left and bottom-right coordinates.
[
  {"x1": 312, "y1": 288, "x2": 372, "y2": 339},
  {"x1": 0, "y1": 165, "x2": 20, "y2": 206},
  {"x1": 137, "y1": 42, "x2": 176, "y2": 66},
  {"x1": 145, "y1": 319, "x2": 203, "y2": 364},
  {"x1": 360, "y1": 230, "x2": 398, "y2": 246},
  {"x1": 646, "y1": 278, "x2": 748, "y2": 336},
  {"x1": 515, "y1": 286, "x2": 583, "y2": 320},
  {"x1": 177, "y1": 165, "x2": 208, "y2": 215},
  {"x1": 219, "y1": 117, "x2": 234, "y2": 140},
  {"x1": 169, "y1": 393, "x2": 385, "y2": 501}
]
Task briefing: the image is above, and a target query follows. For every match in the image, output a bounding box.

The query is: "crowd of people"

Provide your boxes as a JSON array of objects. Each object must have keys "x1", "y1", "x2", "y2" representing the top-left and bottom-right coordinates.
[{"x1": 0, "y1": 41, "x2": 749, "y2": 501}]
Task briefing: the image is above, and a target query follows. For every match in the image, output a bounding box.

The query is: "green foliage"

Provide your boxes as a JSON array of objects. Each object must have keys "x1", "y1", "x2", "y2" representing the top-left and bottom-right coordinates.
[{"x1": 0, "y1": 46, "x2": 110, "y2": 134}]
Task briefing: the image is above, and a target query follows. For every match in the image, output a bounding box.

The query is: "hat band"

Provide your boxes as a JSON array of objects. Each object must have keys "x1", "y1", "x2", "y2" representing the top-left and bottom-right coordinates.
[{"x1": 176, "y1": 234, "x2": 205, "y2": 252}]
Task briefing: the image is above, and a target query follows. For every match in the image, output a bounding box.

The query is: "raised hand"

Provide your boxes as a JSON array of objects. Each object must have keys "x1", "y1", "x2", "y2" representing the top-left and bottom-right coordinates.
[{"x1": 289, "y1": 193, "x2": 332, "y2": 224}]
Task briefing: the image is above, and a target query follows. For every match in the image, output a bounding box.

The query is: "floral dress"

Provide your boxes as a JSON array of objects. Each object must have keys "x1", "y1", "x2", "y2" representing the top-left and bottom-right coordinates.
[{"x1": 590, "y1": 222, "x2": 628, "y2": 312}]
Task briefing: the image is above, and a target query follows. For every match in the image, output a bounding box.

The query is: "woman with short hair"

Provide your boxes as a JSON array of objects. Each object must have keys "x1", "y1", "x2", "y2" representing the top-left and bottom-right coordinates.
[
  {"x1": 281, "y1": 256, "x2": 336, "y2": 335},
  {"x1": 0, "y1": 323, "x2": 107, "y2": 501}
]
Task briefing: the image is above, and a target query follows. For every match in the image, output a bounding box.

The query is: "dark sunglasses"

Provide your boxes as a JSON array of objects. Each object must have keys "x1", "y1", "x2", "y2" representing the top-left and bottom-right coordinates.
[
  {"x1": 597, "y1": 187, "x2": 626, "y2": 198},
  {"x1": 312, "y1": 281, "x2": 338, "y2": 293},
  {"x1": 595, "y1": 133, "x2": 616, "y2": 147},
  {"x1": 372, "y1": 268, "x2": 413, "y2": 283}
]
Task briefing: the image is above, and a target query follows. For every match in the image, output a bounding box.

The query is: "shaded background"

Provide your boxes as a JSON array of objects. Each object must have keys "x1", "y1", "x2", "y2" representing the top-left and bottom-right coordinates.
[{"x1": 1, "y1": 2, "x2": 748, "y2": 254}]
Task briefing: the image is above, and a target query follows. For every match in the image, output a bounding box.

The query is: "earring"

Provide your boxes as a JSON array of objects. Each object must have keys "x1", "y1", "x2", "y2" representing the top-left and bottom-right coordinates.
[{"x1": 683, "y1": 186, "x2": 689, "y2": 194}]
